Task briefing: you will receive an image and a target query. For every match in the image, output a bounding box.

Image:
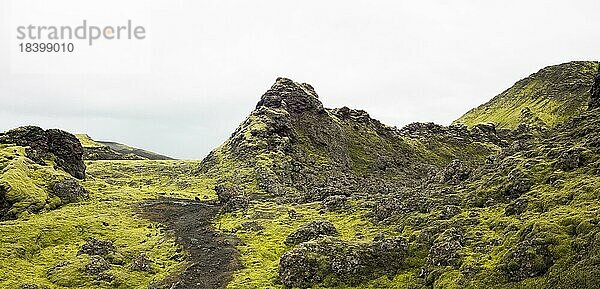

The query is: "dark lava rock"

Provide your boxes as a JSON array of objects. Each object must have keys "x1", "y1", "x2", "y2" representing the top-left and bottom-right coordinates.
[
  {"x1": 372, "y1": 195, "x2": 403, "y2": 222},
  {"x1": 285, "y1": 220, "x2": 338, "y2": 246},
  {"x1": 51, "y1": 178, "x2": 88, "y2": 204},
  {"x1": 130, "y1": 253, "x2": 153, "y2": 272},
  {"x1": 322, "y1": 195, "x2": 349, "y2": 212},
  {"x1": 85, "y1": 255, "x2": 114, "y2": 282},
  {"x1": 256, "y1": 77, "x2": 324, "y2": 114},
  {"x1": 499, "y1": 237, "x2": 553, "y2": 281},
  {"x1": 440, "y1": 159, "x2": 471, "y2": 184},
  {"x1": 555, "y1": 148, "x2": 585, "y2": 171},
  {"x1": 427, "y1": 228, "x2": 464, "y2": 268},
  {"x1": 77, "y1": 238, "x2": 115, "y2": 257},
  {"x1": 367, "y1": 235, "x2": 409, "y2": 272},
  {"x1": 439, "y1": 205, "x2": 462, "y2": 220},
  {"x1": 279, "y1": 236, "x2": 408, "y2": 288},
  {"x1": 0, "y1": 126, "x2": 85, "y2": 179},
  {"x1": 214, "y1": 184, "x2": 248, "y2": 212},
  {"x1": 503, "y1": 169, "x2": 533, "y2": 198},
  {"x1": 241, "y1": 221, "x2": 264, "y2": 232},
  {"x1": 590, "y1": 67, "x2": 600, "y2": 109},
  {"x1": 85, "y1": 255, "x2": 111, "y2": 275},
  {"x1": 46, "y1": 129, "x2": 86, "y2": 179},
  {"x1": 505, "y1": 198, "x2": 529, "y2": 216},
  {"x1": 279, "y1": 245, "x2": 325, "y2": 288}
]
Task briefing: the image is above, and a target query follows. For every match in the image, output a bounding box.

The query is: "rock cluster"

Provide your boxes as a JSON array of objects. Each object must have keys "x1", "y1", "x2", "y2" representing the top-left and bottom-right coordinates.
[
  {"x1": 499, "y1": 236, "x2": 553, "y2": 281},
  {"x1": 440, "y1": 159, "x2": 471, "y2": 184},
  {"x1": 215, "y1": 184, "x2": 248, "y2": 212},
  {"x1": 0, "y1": 126, "x2": 85, "y2": 179},
  {"x1": 322, "y1": 195, "x2": 349, "y2": 212},
  {"x1": 77, "y1": 238, "x2": 119, "y2": 282},
  {"x1": 77, "y1": 238, "x2": 115, "y2": 257},
  {"x1": 426, "y1": 228, "x2": 464, "y2": 268},
  {"x1": 279, "y1": 236, "x2": 408, "y2": 288},
  {"x1": 285, "y1": 220, "x2": 338, "y2": 246},
  {"x1": 130, "y1": 253, "x2": 153, "y2": 272}
]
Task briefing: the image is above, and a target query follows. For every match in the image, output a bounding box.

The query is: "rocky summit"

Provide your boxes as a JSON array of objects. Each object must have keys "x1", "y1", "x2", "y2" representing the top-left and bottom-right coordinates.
[{"x1": 1, "y1": 61, "x2": 600, "y2": 289}]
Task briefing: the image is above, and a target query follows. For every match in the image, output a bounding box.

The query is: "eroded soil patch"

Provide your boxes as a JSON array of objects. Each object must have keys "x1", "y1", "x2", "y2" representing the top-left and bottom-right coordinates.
[{"x1": 138, "y1": 198, "x2": 240, "y2": 289}]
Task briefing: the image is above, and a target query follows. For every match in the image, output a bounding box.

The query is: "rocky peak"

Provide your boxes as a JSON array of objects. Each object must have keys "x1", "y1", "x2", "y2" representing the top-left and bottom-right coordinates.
[{"x1": 256, "y1": 77, "x2": 324, "y2": 114}]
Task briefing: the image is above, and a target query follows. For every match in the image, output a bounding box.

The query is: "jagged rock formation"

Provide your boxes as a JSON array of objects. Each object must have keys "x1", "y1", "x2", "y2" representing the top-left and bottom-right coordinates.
[
  {"x1": 0, "y1": 126, "x2": 88, "y2": 220},
  {"x1": 0, "y1": 126, "x2": 85, "y2": 179},
  {"x1": 200, "y1": 78, "x2": 501, "y2": 202},
  {"x1": 199, "y1": 61, "x2": 600, "y2": 289}
]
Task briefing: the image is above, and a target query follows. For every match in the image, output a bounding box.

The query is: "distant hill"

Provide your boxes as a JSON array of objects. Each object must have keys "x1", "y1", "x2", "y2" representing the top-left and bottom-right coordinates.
[
  {"x1": 75, "y1": 134, "x2": 174, "y2": 160},
  {"x1": 454, "y1": 61, "x2": 599, "y2": 128}
]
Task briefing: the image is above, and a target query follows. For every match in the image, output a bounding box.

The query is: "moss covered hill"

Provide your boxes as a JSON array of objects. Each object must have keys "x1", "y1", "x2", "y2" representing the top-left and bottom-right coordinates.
[
  {"x1": 454, "y1": 61, "x2": 599, "y2": 129},
  {"x1": 75, "y1": 134, "x2": 174, "y2": 161},
  {"x1": 199, "y1": 77, "x2": 501, "y2": 201},
  {"x1": 205, "y1": 62, "x2": 600, "y2": 289}
]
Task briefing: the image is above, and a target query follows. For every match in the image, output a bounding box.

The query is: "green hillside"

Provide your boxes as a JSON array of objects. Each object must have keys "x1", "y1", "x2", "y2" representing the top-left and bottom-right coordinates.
[
  {"x1": 75, "y1": 134, "x2": 174, "y2": 161},
  {"x1": 454, "y1": 61, "x2": 599, "y2": 129}
]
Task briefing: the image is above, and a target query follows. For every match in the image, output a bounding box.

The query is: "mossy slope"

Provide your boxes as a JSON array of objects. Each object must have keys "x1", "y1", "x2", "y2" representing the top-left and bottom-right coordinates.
[{"x1": 454, "y1": 61, "x2": 599, "y2": 128}]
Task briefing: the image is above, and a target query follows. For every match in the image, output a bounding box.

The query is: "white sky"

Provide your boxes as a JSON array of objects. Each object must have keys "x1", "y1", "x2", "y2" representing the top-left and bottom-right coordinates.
[{"x1": 1, "y1": 0, "x2": 599, "y2": 159}]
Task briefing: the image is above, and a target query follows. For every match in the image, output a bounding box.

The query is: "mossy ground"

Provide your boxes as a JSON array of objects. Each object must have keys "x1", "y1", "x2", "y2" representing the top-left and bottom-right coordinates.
[{"x1": 0, "y1": 155, "x2": 216, "y2": 288}]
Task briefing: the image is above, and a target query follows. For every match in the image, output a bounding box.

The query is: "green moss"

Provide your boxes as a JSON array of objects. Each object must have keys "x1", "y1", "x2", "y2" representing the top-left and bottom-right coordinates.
[
  {"x1": 0, "y1": 145, "x2": 69, "y2": 218},
  {"x1": 455, "y1": 61, "x2": 599, "y2": 128},
  {"x1": 219, "y1": 201, "x2": 398, "y2": 288},
  {"x1": 75, "y1": 134, "x2": 104, "y2": 148}
]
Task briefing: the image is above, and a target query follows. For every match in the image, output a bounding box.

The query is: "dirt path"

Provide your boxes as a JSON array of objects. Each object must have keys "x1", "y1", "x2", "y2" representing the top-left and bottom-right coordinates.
[{"x1": 138, "y1": 199, "x2": 240, "y2": 289}]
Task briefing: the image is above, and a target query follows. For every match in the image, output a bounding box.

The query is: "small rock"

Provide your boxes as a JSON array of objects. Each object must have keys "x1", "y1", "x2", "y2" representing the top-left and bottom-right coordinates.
[
  {"x1": 241, "y1": 221, "x2": 264, "y2": 232},
  {"x1": 322, "y1": 195, "x2": 349, "y2": 212},
  {"x1": 78, "y1": 238, "x2": 115, "y2": 257},
  {"x1": 130, "y1": 253, "x2": 153, "y2": 272}
]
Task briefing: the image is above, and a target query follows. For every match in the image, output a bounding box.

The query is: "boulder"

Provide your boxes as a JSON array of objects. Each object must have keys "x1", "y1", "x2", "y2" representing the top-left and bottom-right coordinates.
[
  {"x1": 322, "y1": 195, "x2": 349, "y2": 212},
  {"x1": 499, "y1": 237, "x2": 553, "y2": 281},
  {"x1": 285, "y1": 220, "x2": 338, "y2": 246},
  {"x1": 555, "y1": 148, "x2": 585, "y2": 171},
  {"x1": 439, "y1": 205, "x2": 462, "y2": 220},
  {"x1": 503, "y1": 169, "x2": 533, "y2": 198},
  {"x1": 427, "y1": 228, "x2": 464, "y2": 268},
  {"x1": 504, "y1": 198, "x2": 529, "y2": 216},
  {"x1": 214, "y1": 184, "x2": 248, "y2": 212},
  {"x1": 130, "y1": 253, "x2": 153, "y2": 272},
  {"x1": 77, "y1": 238, "x2": 115, "y2": 257},
  {"x1": 241, "y1": 221, "x2": 264, "y2": 232},
  {"x1": 279, "y1": 236, "x2": 408, "y2": 288},
  {"x1": 51, "y1": 178, "x2": 88, "y2": 204},
  {"x1": 440, "y1": 160, "x2": 471, "y2": 184}
]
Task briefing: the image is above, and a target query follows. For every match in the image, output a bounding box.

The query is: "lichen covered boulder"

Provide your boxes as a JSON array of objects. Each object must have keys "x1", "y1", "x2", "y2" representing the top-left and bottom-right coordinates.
[
  {"x1": 285, "y1": 220, "x2": 338, "y2": 246},
  {"x1": 279, "y1": 236, "x2": 408, "y2": 288},
  {"x1": 51, "y1": 178, "x2": 88, "y2": 204}
]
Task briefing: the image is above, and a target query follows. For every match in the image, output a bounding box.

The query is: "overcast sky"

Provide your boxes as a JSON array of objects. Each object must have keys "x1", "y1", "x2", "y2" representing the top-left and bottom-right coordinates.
[{"x1": 1, "y1": 0, "x2": 599, "y2": 159}]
